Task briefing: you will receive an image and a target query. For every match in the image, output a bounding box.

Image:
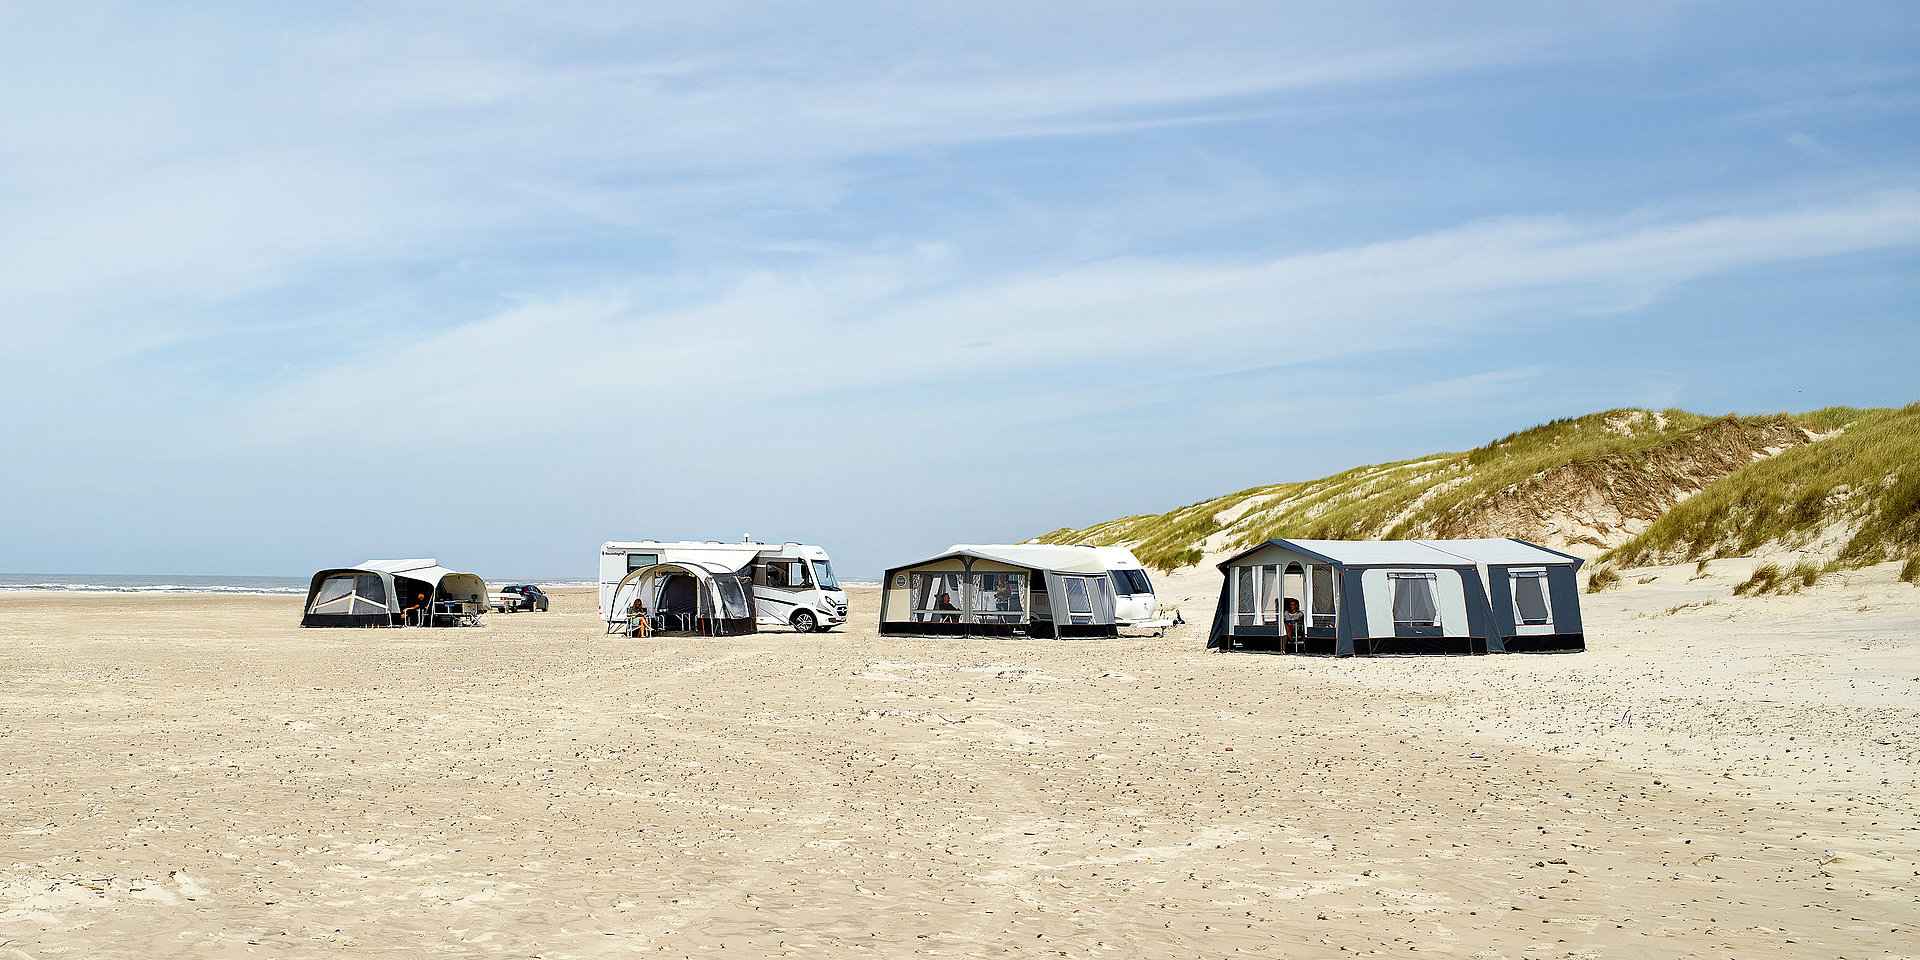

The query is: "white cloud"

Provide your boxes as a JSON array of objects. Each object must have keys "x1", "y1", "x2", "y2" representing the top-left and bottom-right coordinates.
[{"x1": 230, "y1": 189, "x2": 1920, "y2": 449}]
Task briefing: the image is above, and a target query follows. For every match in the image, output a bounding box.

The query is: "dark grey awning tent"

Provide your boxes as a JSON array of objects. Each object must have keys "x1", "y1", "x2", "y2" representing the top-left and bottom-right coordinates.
[
  {"x1": 604, "y1": 562, "x2": 757, "y2": 637},
  {"x1": 879, "y1": 544, "x2": 1119, "y2": 638},
  {"x1": 300, "y1": 558, "x2": 488, "y2": 628},
  {"x1": 1208, "y1": 538, "x2": 1585, "y2": 656}
]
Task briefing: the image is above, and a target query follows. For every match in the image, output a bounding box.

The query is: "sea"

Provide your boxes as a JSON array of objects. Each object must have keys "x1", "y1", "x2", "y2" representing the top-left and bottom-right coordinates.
[
  {"x1": 0, "y1": 573, "x2": 310, "y2": 595},
  {"x1": 0, "y1": 573, "x2": 600, "y2": 596}
]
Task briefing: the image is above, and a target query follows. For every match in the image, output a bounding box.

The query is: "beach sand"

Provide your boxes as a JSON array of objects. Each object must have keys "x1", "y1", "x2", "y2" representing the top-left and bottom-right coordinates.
[{"x1": 1, "y1": 564, "x2": 1913, "y2": 958}]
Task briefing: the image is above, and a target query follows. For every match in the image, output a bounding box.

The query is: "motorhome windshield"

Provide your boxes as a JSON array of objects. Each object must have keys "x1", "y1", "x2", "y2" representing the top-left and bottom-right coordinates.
[{"x1": 810, "y1": 560, "x2": 840, "y2": 591}]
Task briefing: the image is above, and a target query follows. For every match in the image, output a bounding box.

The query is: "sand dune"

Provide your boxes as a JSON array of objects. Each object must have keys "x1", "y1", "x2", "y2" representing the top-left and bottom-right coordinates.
[{"x1": 0, "y1": 565, "x2": 1913, "y2": 958}]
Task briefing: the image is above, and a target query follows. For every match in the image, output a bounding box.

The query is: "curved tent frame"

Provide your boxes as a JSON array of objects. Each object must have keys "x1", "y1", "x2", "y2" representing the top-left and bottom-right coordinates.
[{"x1": 605, "y1": 562, "x2": 757, "y2": 637}]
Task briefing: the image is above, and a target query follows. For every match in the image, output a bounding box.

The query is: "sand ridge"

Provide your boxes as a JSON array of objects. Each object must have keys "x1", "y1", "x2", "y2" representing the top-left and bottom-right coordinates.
[{"x1": 0, "y1": 569, "x2": 1914, "y2": 958}]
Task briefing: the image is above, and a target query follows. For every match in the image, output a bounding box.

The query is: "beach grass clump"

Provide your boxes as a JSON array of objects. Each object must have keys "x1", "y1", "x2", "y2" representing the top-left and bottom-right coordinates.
[
  {"x1": 1585, "y1": 565, "x2": 1620, "y2": 593},
  {"x1": 1734, "y1": 563, "x2": 1785, "y2": 596},
  {"x1": 1901, "y1": 555, "x2": 1920, "y2": 586},
  {"x1": 1733, "y1": 560, "x2": 1823, "y2": 596}
]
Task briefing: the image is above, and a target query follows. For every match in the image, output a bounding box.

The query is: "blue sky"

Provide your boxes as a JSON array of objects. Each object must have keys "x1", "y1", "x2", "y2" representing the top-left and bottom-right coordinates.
[{"x1": 1, "y1": 2, "x2": 1915, "y2": 579}]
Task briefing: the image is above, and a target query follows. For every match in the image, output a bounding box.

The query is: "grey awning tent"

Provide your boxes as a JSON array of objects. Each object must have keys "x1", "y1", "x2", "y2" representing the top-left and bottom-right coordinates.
[
  {"x1": 1207, "y1": 538, "x2": 1585, "y2": 656},
  {"x1": 879, "y1": 544, "x2": 1119, "y2": 638},
  {"x1": 300, "y1": 558, "x2": 488, "y2": 628},
  {"x1": 605, "y1": 561, "x2": 757, "y2": 637}
]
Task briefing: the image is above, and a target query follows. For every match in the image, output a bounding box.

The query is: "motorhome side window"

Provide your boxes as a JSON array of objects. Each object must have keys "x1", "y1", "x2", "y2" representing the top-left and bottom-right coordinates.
[
  {"x1": 764, "y1": 560, "x2": 812, "y2": 589},
  {"x1": 626, "y1": 553, "x2": 658, "y2": 572}
]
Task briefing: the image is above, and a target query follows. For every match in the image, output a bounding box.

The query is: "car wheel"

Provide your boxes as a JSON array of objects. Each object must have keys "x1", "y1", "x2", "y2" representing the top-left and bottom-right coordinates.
[{"x1": 791, "y1": 610, "x2": 817, "y2": 634}]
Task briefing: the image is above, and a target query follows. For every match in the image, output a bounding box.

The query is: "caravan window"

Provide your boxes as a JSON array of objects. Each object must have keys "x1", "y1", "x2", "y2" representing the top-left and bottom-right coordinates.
[
  {"x1": 910, "y1": 572, "x2": 966, "y2": 622},
  {"x1": 625, "y1": 553, "x2": 658, "y2": 572},
  {"x1": 1310, "y1": 565, "x2": 1337, "y2": 628},
  {"x1": 1389, "y1": 573, "x2": 1440, "y2": 627},
  {"x1": 308, "y1": 574, "x2": 388, "y2": 616},
  {"x1": 1107, "y1": 569, "x2": 1153, "y2": 596},
  {"x1": 971, "y1": 572, "x2": 1027, "y2": 623},
  {"x1": 1511, "y1": 570, "x2": 1552, "y2": 625}
]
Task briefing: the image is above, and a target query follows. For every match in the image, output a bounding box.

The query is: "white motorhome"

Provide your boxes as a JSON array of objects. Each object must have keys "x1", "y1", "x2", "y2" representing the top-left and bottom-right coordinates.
[
  {"x1": 599, "y1": 540, "x2": 847, "y2": 632},
  {"x1": 1090, "y1": 546, "x2": 1171, "y2": 629}
]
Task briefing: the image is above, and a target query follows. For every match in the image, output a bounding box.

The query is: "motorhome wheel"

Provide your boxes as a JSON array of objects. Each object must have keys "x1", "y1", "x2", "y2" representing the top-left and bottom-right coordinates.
[{"x1": 791, "y1": 610, "x2": 817, "y2": 633}]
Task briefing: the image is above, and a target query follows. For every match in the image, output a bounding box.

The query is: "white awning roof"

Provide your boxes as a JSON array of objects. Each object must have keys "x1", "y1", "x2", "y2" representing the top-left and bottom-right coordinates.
[
  {"x1": 354, "y1": 558, "x2": 469, "y2": 585},
  {"x1": 945, "y1": 544, "x2": 1109, "y2": 574}
]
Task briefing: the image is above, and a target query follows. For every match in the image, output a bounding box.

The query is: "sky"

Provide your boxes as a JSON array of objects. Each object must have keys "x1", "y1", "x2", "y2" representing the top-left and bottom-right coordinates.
[{"x1": 1, "y1": 2, "x2": 1916, "y2": 579}]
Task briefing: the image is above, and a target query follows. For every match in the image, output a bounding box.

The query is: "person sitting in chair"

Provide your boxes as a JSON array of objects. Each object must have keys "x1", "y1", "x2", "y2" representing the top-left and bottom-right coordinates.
[
  {"x1": 933, "y1": 591, "x2": 960, "y2": 623},
  {"x1": 1282, "y1": 597, "x2": 1305, "y2": 648},
  {"x1": 404, "y1": 589, "x2": 429, "y2": 626}
]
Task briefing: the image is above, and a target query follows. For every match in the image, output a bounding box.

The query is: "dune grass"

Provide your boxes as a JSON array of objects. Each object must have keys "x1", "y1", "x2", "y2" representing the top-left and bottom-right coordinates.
[
  {"x1": 1036, "y1": 405, "x2": 1911, "y2": 574},
  {"x1": 1585, "y1": 565, "x2": 1620, "y2": 594},
  {"x1": 1605, "y1": 404, "x2": 1920, "y2": 569}
]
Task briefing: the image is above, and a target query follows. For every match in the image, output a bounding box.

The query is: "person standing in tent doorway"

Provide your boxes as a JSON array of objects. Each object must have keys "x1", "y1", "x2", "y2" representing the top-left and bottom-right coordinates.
[
  {"x1": 405, "y1": 589, "x2": 429, "y2": 626},
  {"x1": 1282, "y1": 597, "x2": 1305, "y2": 651}
]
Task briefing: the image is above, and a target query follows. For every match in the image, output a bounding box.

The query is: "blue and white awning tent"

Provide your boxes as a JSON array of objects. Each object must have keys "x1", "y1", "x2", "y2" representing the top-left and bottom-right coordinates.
[{"x1": 1208, "y1": 538, "x2": 1585, "y2": 656}]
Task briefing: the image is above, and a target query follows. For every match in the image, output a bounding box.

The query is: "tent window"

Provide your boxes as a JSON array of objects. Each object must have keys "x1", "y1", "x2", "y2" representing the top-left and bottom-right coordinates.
[
  {"x1": 717, "y1": 578, "x2": 751, "y2": 618},
  {"x1": 308, "y1": 574, "x2": 387, "y2": 616},
  {"x1": 971, "y1": 572, "x2": 1027, "y2": 623},
  {"x1": 1259, "y1": 565, "x2": 1280, "y2": 624},
  {"x1": 1234, "y1": 566, "x2": 1257, "y2": 625},
  {"x1": 1311, "y1": 565, "x2": 1337, "y2": 627},
  {"x1": 1389, "y1": 573, "x2": 1439, "y2": 627},
  {"x1": 910, "y1": 572, "x2": 965, "y2": 622},
  {"x1": 1511, "y1": 570, "x2": 1551, "y2": 625},
  {"x1": 1063, "y1": 577, "x2": 1093, "y2": 623}
]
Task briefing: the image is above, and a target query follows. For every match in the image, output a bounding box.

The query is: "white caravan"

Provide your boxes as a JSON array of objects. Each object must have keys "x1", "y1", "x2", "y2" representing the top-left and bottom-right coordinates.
[
  {"x1": 1091, "y1": 546, "x2": 1173, "y2": 630},
  {"x1": 600, "y1": 540, "x2": 848, "y2": 632}
]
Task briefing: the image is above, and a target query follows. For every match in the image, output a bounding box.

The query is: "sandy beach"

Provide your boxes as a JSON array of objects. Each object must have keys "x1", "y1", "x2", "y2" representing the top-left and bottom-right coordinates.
[{"x1": 1, "y1": 565, "x2": 1913, "y2": 958}]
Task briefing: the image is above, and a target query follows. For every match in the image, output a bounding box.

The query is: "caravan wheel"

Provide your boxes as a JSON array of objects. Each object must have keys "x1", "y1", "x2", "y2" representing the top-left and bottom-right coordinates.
[{"x1": 791, "y1": 610, "x2": 817, "y2": 633}]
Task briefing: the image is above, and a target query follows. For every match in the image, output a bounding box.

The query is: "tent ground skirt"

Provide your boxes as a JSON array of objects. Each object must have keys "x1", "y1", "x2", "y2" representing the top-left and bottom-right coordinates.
[
  {"x1": 1501, "y1": 633, "x2": 1586, "y2": 653},
  {"x1": 301, "y1": 613, "x2": 398, "y2": 628},
  {"x1": 879, "y1": 621, "x2": 1118, "y2": 639}
]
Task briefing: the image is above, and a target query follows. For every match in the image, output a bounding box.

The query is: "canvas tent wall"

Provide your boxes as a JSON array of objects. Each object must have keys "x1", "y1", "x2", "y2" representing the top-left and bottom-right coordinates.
[
  {"x1": 1207, "y1": 538, "x2": 1584, "y2": 656},
  {"x1": 300, "y1": 558, "x2": 488, "y2": 628},
  {"x1": 605, "y1": 562, "x2": 757, "y2": 636},
  {"x1": 879, "y1": 544, "x2": 1119, "y2": 638}
]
